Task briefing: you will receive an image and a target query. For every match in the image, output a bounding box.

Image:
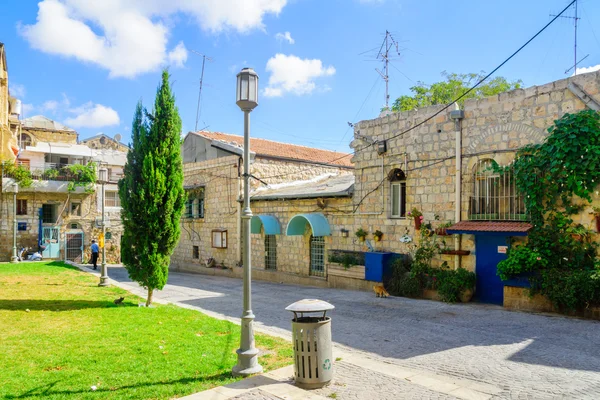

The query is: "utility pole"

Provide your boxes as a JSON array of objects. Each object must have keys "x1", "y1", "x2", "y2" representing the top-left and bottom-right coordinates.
[
  {"x1": 190, "y1": 50, "x2": 213, "y2": 131},
  {"x1": 551, "y1": 0, "x2": 586, "y2": 75},
  {"x1": 375, "y1": 30, "x2": 401, "y2": 110}
]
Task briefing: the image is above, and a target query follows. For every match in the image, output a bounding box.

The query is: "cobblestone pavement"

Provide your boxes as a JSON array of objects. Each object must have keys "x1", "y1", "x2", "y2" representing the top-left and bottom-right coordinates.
[
  {"x1": 313, "y1": 361, "x2": 460, "y2": 400},
  {"x1": 107, "y1": 267, "x2": 600, "y2": 399},
  {"x1": 230, "y1": 389, "x2": 284, "y2": 399}
]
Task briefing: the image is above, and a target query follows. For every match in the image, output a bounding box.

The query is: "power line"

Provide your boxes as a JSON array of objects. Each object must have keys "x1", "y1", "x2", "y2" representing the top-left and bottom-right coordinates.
[{"x1": 253, "y1": 0, "x2": 575, "y2": 182}]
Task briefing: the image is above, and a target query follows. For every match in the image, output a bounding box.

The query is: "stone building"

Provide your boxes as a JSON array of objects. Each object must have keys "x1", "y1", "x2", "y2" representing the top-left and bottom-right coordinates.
[
  {"x1": 171, "y1": 131, "x2": 356, "y2": 286},
  {"x1": 172, "y1": 71, "x2": 600, "y2": 302},
  {"x1": 0, "y1": 43, "x2": 22, "y2": 163},
  {"x1": 1, "y1": 116, "x2": 127, "y2": 262},
  {"x1": 81, "y1": 133, "x2": 129, "y2": 152}
]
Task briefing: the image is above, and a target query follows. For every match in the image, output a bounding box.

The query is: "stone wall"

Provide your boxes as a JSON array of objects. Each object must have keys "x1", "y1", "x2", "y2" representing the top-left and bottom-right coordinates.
[
  {"x1": 251, "y1": 158, "x2": 352, "y2": 188},
  {"x1": 0, "y1": 186, "x2": 123, "y2": 263},
  {"x1": 82, "y1": 136, "x2": 129, "y2": 152},
  {"x1": 22, "y1": 128, "x2": 78, "y2": 145},
  {"x1": 347, "y1": 70, "x2": 600, "y2": 272}
]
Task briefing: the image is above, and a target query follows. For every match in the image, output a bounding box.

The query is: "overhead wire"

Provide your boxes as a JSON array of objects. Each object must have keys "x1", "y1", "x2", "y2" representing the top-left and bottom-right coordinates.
[{"x1": 253, "y1": 0, "x2": 576, "y2": 183}]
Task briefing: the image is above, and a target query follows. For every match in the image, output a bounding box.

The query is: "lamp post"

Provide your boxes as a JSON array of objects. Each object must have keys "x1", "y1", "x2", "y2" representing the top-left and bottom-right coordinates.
[
  {"x1": 98, "y1": 167, "x2": 109, "y2": 287},
  {"x1": 232, "y1": 68, "x2": 262, "y2": 377},
  {"x1": 10, "y1": 182, "x2": 19, "y2": 263}
]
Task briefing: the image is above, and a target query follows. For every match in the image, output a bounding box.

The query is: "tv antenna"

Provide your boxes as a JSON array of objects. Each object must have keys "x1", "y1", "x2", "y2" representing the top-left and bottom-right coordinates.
[
  {"x1": 190, "y1": 50, "x2": 213, "y2": 131},
  {"x1": 551, "y1": 0, "x2": 586, "y2": 75},
  {"x1": 375, "y1": 30, "x2": 402, "y2": 110}
]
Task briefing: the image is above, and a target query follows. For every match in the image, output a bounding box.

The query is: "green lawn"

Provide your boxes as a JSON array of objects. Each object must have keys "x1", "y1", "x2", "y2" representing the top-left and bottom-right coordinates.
[{"x1": 0, "y1": 262, "x2": 292, "y2": 400}]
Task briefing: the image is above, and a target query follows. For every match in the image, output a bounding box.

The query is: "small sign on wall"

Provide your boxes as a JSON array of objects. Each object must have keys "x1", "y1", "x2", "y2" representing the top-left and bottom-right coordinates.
[{"x1": 498, "y1": 246, "x2": 508, "y2": 254}]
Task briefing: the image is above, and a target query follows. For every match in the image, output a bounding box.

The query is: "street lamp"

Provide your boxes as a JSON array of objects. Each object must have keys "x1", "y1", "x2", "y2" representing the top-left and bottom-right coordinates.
[
  {"x1": 98, "y1": 167, "x2": 109, "y2": 287},
  {"x1": 232, "y1": 68, "x2": 262, "y2": 377},
  {"x1": 10, "y1": 182, "x2": 19, "y2": 263}
]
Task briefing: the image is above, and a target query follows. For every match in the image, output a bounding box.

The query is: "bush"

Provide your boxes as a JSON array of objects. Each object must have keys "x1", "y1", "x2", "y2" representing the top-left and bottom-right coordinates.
[
  {"x1": 386, "y1": 257, "x2": 421, "y2": 298},
  {"x1": 430, "y1": 267, "x2": 476, "y2": 303},
  {"x1": 532, "y1": 269, "x2": 600, "y2": 311},
  {"x1": 497, "y1": 245, "x2": 546, "y2": 281}
]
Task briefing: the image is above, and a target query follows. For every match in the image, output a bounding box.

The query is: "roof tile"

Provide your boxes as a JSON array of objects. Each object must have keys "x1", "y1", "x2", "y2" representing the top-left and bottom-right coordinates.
[
  {"x1": 447, "y1": 221, "x2": 533, "y2": 233},
  {"x1": 193, "y1": 131, "x2": 353, "y2": 167}
]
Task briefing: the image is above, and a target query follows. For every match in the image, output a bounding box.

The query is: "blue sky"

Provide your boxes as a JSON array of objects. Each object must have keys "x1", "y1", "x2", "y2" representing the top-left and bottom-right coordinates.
[{"x1": 1, "y1": 0, "x2": 600, "y2": 152}]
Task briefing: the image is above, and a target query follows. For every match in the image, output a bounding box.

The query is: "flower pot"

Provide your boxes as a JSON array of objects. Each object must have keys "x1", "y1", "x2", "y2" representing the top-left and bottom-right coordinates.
[
  {"x1": 570, "y1": 233, "x2": 583, "y2": 242},
  {"x1": 359, "y1": 236, "x2": 366, "y2": 242},
  {"x1": 374, "y1": 236, "x2": 382, "y2": 242},
  {"x1": 414, "y1": 217, "x2": 422, "y2": 230},
  {"x1": 435, "y1": 228, "x2": 448, "y2": 236},
  {"x1": 460, "y1": 288, "x2": 474, "y2": 303}
]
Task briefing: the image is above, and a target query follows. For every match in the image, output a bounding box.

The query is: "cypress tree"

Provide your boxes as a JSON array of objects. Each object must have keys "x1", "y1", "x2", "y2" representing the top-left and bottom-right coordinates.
[{"x1": 118, "y1": 70, "x2": 185, "y2": 306}]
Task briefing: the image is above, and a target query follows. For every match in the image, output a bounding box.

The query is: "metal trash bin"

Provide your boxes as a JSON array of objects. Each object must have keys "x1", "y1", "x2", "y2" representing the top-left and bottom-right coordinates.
[{"x1": 285, "y1": 299, "x2": 335, "y2": 389}]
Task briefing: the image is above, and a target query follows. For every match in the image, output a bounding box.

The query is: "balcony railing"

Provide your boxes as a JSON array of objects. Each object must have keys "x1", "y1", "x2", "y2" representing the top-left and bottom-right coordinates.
[{"x1": 2, "y1": 162, "x2": 96, "y2": 183}]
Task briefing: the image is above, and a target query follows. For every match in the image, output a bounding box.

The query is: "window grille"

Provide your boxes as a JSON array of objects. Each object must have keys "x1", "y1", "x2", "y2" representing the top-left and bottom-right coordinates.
[
  {"x1": 264, "y1": 234, "x2": 277, "y2": 270},
  {"x1": 42, "y1": 204, "x2": 56, "y2": 223},
  {"x1": 390, "y1": 182, "x2": 406, "y2": 218},
  {"x1": 310, "y1": 235, "x2": 325, "y2": 277},
  {"x1": 20, "y1": 134, "x2": 32, "y2": 148},
  {"x1": 185, "y1": 198, "x2": 194, "y2": 218},
  {"x1": 469, "y1": 159, "x2": 526, "y2": 221},
  {"x1": 16, "y1": 199, "x2": 27, "y2": 215},
  {"x1": 193, "y1": 245, "x2": 199, "y2": 259}
]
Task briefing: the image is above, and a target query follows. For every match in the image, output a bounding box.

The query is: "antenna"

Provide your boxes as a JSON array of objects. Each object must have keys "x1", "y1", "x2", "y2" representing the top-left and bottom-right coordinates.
[
  {"x1": 551, "y1": 0, "x2": 584, "y2": 75},
  {"x1": 114, "y1": 133, "x2": 122, "y2": 143},
  {"x1": 375, "y1": 30, "x2": 402, "y2": 110},
  {"x1": 190, "y1": 50, "x2": 213, "y2": 131}
]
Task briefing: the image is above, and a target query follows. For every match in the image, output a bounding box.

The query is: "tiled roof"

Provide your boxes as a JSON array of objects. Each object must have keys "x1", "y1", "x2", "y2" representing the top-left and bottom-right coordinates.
[
  {"x1": 251, "y1": 174, "x2": 354, "y2": 200},
  {"x1": 447, "y1": 221, "x2": 533, "y2": 233},
  {"x1": 192, "y1": 131, "x2": 353, "y2": 167}
]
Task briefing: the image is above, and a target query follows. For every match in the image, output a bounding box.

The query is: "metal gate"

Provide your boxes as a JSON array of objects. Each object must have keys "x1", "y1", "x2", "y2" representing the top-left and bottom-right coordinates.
[
  {"x1": 309, "y1": 235, "x2": 325, "y2": 277},
  {"x1": 42, "y1": 227, "x2": 60, "y2": 259},
  {"x1": 65, "y1": 231, "x2": 84, "y2": 263},
  {"x1": 264, "y1": 234, "x2": 277, "y2": 270}
]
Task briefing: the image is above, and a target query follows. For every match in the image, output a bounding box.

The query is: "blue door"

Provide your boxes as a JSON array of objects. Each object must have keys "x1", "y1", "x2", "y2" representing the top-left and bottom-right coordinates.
[
  {"x1": 475, "y1": 235, "x2": 509, "y2": 304},
  {"x1": 42, "y1": 227, "x2": 60, "y2": 259}
]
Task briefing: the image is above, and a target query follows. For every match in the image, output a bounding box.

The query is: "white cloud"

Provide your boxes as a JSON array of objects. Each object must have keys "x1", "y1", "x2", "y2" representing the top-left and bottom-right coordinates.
[
  {"x1": 65, "y1": 102, "x2": 120, "y2": 128},
  {"x1": 41, "y1": 100, "x2": 59, "y2": 112},
  {"x1": 18, "y1": 0, "x2": 287, "y2": 78},
  {"x1": 22, "y1": 103, "x2": 36, "y2": 116},
  {"x1": 168, "y1": 41, "x2": 188, "y2": 68},
  {"x1": 263, "y1": 54, "x2": 335, "y2": 97},
  {"x1": 275, "y1": 31, "x2": 294, "y2": 44},
  {"x1": 9, "y1": 83, "x2": 26, "y2": 98},
  {"x1": 575, "y1": 64, "x2": 600, "y2": 76}
]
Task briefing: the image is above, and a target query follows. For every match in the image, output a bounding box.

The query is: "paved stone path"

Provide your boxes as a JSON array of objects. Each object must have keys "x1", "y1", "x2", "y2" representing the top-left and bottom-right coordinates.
[{"x1": 105, "y1": 266, "x2": 600, "y2": 399}]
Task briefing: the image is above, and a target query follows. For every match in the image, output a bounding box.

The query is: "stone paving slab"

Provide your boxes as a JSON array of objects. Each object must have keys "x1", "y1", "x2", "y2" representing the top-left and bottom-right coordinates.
[{"x1": 75, "y1": 264, "x2": 600, "y2": 399}]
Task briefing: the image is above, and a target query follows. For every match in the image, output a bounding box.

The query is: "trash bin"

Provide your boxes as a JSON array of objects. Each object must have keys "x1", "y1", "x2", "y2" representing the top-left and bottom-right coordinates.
[{"x1": 285, "y1": 299, "x2": 335, "y2": 389}]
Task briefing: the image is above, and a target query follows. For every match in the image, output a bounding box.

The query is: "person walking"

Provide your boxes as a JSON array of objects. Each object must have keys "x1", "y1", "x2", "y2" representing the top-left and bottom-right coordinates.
[{"x1": 90, "y1": 239, "x2": 99, "y2": 270}]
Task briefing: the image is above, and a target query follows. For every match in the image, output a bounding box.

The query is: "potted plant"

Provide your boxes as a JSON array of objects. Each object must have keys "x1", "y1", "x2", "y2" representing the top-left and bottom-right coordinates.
[
  {"x1": 355, "y1": 228, "x2": 368, "y2": 242},
  {"x1": 567, "y1": 224, "x2": 590, "y2": 242},
  {"x1": 373, "y1": 230, "x2": 383, "y2": 242},
  {"x1": 435, "y1": 221, "x2": 453, "y2": 236},
  {"x1": 407, "y1": 208, "x2": 424, "y2": 230},
  {"x1": 590, "y1": 206, "x2": 600, "y2": 232}
]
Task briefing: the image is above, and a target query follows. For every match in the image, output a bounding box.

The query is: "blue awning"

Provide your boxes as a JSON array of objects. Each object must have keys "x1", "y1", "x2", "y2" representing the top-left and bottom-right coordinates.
[
  {"x1": 286, "y1": 213, "x2": 331, "y2": 236},
  {"x1": 251, "y1": 215, "x2": 281, "y2": 235}
]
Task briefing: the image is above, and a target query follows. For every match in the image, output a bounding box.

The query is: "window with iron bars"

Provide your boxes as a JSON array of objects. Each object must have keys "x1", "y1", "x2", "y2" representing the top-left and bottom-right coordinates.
[
  {"x1": 468, "y1": 159, "x2": 527, "y2": 221},
  {"x1": 309, "y1": 235, "x2": 325, "y2": 277},
  {"x1": 185, "y1": 188, "x2": 205, "y2": 219},
  {"x1": 264, "y1": 234, "x2": 277, "y2": 270}
]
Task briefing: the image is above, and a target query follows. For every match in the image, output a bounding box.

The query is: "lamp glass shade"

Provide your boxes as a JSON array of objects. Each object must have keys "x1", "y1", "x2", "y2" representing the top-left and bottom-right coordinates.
[
  {"x1": 98, "y1": 167, "x2": 108, "y2": 183},
  {"x1": 236, "y1": 68, "x2": 259, "y2": 111},
  {"x1": 12, "y1": 183, "x2": 18, "y2": 194}
]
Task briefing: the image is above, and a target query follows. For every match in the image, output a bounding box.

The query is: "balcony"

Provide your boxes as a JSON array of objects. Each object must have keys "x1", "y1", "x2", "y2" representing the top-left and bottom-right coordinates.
[{"x1": 2, "y1": 161, "x2": 98, "y2": 183}]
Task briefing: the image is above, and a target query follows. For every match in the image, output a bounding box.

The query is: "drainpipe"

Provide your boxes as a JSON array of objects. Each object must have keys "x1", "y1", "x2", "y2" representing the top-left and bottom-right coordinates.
[{"x1": 450, "y1": 103, "x2": 464, "y2": 270}]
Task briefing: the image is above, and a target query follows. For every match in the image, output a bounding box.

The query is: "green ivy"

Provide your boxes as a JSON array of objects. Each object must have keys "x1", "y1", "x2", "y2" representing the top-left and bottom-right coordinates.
[
  {"x1": 1, "y1": 161, "x2": 33, "y2": 188},
  {"x1": 497, "y1": 110, "x2": 600, "y2": 310},
  {"x1": 64, "y1": 162, "x2": 97, "y2": 193}
]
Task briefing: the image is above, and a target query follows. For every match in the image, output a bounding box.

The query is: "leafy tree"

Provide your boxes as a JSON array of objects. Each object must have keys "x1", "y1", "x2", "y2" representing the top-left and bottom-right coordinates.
[
  {"x1": 391, "y1": 71, "x2": 522, "y2": 112},
  {"x1": 119, "y1": 70, "x2": 185, "y2": 306}
]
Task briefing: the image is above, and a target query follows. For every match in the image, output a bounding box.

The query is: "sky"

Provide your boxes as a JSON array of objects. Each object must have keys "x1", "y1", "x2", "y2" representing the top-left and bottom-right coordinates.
[{"x1": 1, "y1": 0, "x2": 600, "y2": 153}]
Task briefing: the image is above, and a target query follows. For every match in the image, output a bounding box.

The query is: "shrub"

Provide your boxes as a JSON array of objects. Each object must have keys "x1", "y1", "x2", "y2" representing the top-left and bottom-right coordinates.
[{"x1": 497, "y1": 245, "x2": 546, "y2": 281}]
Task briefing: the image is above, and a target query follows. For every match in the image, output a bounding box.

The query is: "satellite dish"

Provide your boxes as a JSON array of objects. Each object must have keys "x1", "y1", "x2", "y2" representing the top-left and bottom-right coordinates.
[{"x1": 114, "y1": 133, "x2": 122, "y2": 142}]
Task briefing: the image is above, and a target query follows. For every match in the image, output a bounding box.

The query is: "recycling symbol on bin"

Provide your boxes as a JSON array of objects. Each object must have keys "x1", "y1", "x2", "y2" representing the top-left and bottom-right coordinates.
[{"x1": 322, "y1": 359, "x2": 332, "y2": 370}]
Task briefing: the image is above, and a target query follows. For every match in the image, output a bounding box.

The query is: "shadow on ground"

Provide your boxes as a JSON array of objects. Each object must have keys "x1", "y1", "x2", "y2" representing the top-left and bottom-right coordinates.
[{"x1": 107, "y1": 266, "x2": 600, "y2": 374}]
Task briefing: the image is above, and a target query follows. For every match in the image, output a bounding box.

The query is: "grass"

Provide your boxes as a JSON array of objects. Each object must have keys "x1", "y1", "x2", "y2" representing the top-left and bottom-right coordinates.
[{"x1": 0, "y1": 261, "x2": 293, "y2": 399}]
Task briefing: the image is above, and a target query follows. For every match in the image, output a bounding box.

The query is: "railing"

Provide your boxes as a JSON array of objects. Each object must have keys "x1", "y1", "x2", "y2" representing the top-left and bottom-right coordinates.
[
  {"x1": 468, "y1": 160, "x2": 528, "y2": 221},
  {"x1": 4, "y1": 162, "x2": 88, "y2": 182}
]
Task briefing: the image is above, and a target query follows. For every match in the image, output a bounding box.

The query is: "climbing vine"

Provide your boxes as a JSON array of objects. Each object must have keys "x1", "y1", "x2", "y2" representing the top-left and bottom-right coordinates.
[{"x1": 497, "y1": 110, "x2": 600, "y2": 310}]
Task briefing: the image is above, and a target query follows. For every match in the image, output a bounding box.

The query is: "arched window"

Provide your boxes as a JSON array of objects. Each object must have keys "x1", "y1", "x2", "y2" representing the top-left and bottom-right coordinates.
[
  {"x1": 389, "y1": 168, "x2": 406, "y2": 218},
  {"x1": 20, "y1": 133, "x2": 32, "y2": 148}
]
